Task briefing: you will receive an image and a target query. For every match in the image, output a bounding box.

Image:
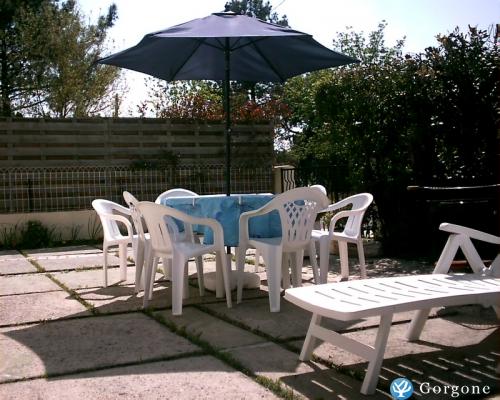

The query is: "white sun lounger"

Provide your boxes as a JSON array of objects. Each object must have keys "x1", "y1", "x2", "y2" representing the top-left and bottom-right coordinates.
[{"x1": 284, "y1": 223, "x2": 500, "y2": 395}]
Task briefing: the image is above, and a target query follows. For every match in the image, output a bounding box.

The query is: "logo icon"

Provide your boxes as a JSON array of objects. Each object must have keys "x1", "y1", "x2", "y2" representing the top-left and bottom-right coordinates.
[{"x1": 390, "y1": 377, "x2": 414, "y2": 399}]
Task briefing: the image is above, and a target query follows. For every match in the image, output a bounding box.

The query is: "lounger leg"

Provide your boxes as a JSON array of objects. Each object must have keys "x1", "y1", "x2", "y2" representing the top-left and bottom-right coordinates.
[
  {"x1": 405, "y1": 308, "x2": 431, "y2": 341},
  {"x1": 299, "y1": 313, "x2": 322, "y2": 360},
  {"x1": 361, "y1": 313, "x2": 393, "y2": 395}
]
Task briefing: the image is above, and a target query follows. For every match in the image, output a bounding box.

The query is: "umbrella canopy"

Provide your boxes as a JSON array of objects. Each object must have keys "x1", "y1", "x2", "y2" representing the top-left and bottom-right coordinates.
[{"x1": 99, "y1": 12, "x2": 358, "y2": 194}]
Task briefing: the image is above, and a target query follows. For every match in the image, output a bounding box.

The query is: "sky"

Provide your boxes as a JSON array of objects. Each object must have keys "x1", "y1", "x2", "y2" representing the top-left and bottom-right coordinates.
[{"x1": 79, "y1": 0, "x2": 500, "y2": 115}]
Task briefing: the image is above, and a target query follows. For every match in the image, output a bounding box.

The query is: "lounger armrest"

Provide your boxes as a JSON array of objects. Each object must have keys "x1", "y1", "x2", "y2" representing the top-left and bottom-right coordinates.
[{"x1": 440, "y1": 223, "x2": 500, "y2": 245}]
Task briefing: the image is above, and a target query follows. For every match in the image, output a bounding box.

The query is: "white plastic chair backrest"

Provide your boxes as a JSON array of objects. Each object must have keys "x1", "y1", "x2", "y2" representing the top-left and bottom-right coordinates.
[
  {"x1": 137, "y1": 201, "x2": 176, "y2": 254},
  {"x1": 123, "y1": 191, "x2": 146, "y2": 242},
  {"x1": 335, "y1": 193, "x2": 373, "y2": 238},
  {"x1": 155, "y1": 188, "x2": 198, "y2": 204},
  {"x1": 265, "y1": 187, "x2": 329, "y2": 250},
  {"x1": 92, "y1": 199, "x2": 131, "y2": 240},
  {"x1": 311, "y1": 184, "x2": 327, "y2": 195}
]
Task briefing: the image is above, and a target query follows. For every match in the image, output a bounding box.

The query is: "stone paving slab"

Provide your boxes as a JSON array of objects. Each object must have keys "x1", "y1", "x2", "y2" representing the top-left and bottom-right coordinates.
[
  {"x1": 25, "y1": 245, "x2": 102, "y2": 257},
  {"x1": 223, "y1": 340, "x2": 392, "y2": 399},
  {"x1": 0, "y1": 356, "x2": 280, "y2": 400},
  {"x1": 31, "y1": 253, "x2": 123, "y2": 272},
  {"x1": 279, "y1": 364, "x2": 391, "y2": 399},
  {"x1": 289, "y1": 312, "x2": 500, "y2": 397},
  {"x1": 0, "y1": 252, "x2": 37, "y2": 275},
  {"x1": 203, "y1": 296, "x2": 426, "y2": 341},
  {"x1": 0, "y1": 273, "x2": 61, "y2": 296},
  {"x1": 0, "y1": 313, "x2": 199, "y2": 382},
  {"x1": 75, "y1": 281, "x2": 216, "y2": 314},
  {"x1": 51, "y1": 268, "x2": 166, "y2": 290},
  {"x1": 226, "y1": 341, "x2": 326, "y2": 381},
  {"x1": 155, "y1": 307, "x2": 268, "y2": 350},
  {"x1": 0, "y1": 291, "x2": 90, "y2": 326}
]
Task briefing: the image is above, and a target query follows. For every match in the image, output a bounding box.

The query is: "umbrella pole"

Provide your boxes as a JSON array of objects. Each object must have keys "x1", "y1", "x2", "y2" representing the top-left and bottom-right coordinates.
[
  {"x1": 224, "y1": 39, "x2": 232, "y2": 255},
  {"x1": 224, "y1": 38, "x2": 231, "y2": 198}
]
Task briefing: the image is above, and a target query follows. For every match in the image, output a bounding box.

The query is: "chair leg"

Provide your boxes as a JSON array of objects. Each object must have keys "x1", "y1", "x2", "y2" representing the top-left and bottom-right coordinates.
[
  {"x1": 102, "y1": 243, "x2": 109, "y2": 287},
  {"x1": 281, "y1": 253, "x2": 291, "y2": 289},
  {"x1": 162, "y1": 258, "x2": 172, "y2": 280},
  {"x1": 291, "y1": 250, "x2": 304, "y2": 287},
  {"x1": 218, "y1": 249, "x2": 233, "y2": 308},
  {"x1": 195, "y1": 256, "x2": 205, "y2": 297},
  {"x1": 182, "y1": 262, "x2": 188, "y2": 299},
  {"x1": 236, "y1": 247, "x2": 247, "y2": 304},
  {"x1": 318, "y1": 236, "x2": 330, "y2": 284},
  {"x1": 308, "y1": 241, "x2": 320, "y2": 284},
  {"x1": 254, "y1": 249, "x2": 261, "y2": 272},
  {"x1": 357, "y1": 239, "x2": 367, "y2": 278},
  {"x1": 134, "y1": 241, "x2": 145, "y2": 293},
  {"x1": 172, "y1": 253, "x2": 185, "y2": 316},
  {"x1": 338, "y1": 240, "x2": 349, "y2": 280},
  {"x1": 143, "y1": 255, "x2": 156, "y2": 308},
  {"x1": 118, "y1": 243, "x2": 127, "y2": 281},
  {"x1": 264, "y1": 249, "x2": 282, "y2": 312}
]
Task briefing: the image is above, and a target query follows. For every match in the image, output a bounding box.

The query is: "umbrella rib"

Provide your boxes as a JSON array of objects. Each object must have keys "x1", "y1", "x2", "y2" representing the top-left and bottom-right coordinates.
[
  {"x1": 249, "y1": 40, "x2": 286, "y2": 82},
  {"x1": 170, "y1": 38, "x2": 207, "y2": 80}
]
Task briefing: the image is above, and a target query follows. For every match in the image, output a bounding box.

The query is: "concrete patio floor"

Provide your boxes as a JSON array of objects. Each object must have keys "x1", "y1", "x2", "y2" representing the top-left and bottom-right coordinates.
[{"x1": 0, "y1": 245, "x2": 498, "y2": 399}]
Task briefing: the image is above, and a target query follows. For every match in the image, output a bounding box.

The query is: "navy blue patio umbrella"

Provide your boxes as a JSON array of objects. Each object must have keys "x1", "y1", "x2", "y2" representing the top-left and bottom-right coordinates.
[{"x1": 98, "y1": 12, "x2": 358, "y2": 195}]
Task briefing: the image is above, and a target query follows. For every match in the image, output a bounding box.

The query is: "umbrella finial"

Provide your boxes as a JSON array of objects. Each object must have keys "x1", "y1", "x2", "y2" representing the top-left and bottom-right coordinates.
[{"x1": 212, "y1": 11, "x2": 239, "y2": 17}]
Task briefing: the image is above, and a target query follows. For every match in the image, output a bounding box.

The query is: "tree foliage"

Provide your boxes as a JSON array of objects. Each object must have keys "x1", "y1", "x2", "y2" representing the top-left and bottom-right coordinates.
[
  {"x1": 283, "y1": 23, "x2": 499, "y2": 254},
  {"x1": 0, "y1": 0, "x2": 122, "y2": 117}
]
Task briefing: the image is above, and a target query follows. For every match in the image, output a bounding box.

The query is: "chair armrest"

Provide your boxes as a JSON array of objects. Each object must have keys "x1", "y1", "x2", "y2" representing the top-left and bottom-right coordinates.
[
  {"x1": 324, "y1": 197, "x2": 354, "y2": 212},
  {"x1": 99, "y1": 212, "x2": 134, "y2": 238},
  {"x1": 439, "y1": 223, "x2": 500, "y2": 245},
  {"x1": 165, "y1": 207, "x2": 224, "y2": 247},
  {"x1": 238, "y1": 202, "x2": 277, "y2": 246},
  {"x1": 328, "y1": 209, "x2": 362, "y2": 235}
]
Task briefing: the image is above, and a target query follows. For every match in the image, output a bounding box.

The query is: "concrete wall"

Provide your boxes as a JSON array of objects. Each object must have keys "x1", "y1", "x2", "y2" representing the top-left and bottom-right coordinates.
[{"x1": 0, "y1": 210, "x2": 102, "y2": 241}]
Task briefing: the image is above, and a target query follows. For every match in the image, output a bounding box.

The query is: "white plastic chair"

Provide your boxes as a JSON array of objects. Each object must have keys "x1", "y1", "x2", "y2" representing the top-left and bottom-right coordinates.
[
  {"x1": 253, "y1": 184, "x2": 327, "y2": 273},
  {"x1": 137, "y1": 201, "x2": 232, "y2": 315},
  {"x1": 92, "y1": 199, "x2": 134, "y2": 287},
  {"x1": 155, "y1": 188, "x2": 198, "y2": 204},
  {"x1": 308, "y1": 193, "x2": 373, "y2": 283},
  {"x1": 123, "y1": 191, "x2": 152, "y2": 293},
  {"x1": 236, "y1": 187, "x2": 330, "y2": 312},
  {"x1": 155, "y1": 188, "x2": 203, "y2": 277}
]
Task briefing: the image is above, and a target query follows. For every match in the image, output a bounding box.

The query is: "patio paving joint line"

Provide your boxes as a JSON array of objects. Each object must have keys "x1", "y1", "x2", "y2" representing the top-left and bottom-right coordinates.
[
  {"x1": 143, "y1": 308, "x2": 299, "y2": 400},
  {"x1": 0, "y1": 351, "x2": 206, "y2": 386}
]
